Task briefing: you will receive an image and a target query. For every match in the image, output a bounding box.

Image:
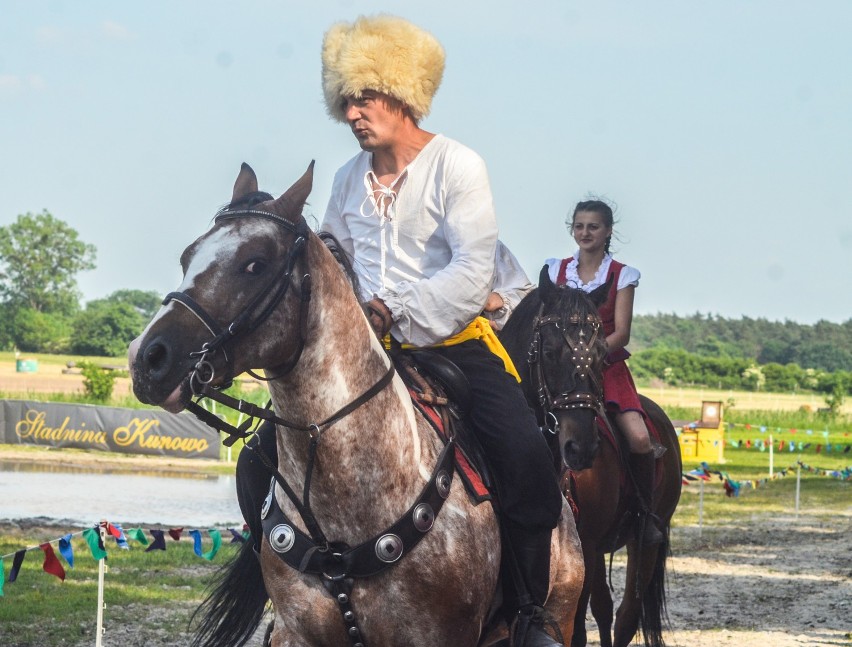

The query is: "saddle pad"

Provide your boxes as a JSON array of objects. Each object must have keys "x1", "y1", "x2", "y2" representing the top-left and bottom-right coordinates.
[{"x1": 408, "y1": 388, "x2": 491, "y2": 504}]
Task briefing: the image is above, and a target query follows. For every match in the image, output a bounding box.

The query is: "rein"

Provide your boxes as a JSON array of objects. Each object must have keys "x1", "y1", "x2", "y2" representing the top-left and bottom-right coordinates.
[{"x1": 527, "y1": 304, "x2": 606, "y2": 433}]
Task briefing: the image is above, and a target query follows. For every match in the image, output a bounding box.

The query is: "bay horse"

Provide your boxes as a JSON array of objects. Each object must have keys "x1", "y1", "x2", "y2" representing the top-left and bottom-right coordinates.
[
  {"x1": 499, "y1": 269, "x2": 682, "y2": 647},
  {"x1": 128, "y1": 163, "x2": 584, "y2": 646}
]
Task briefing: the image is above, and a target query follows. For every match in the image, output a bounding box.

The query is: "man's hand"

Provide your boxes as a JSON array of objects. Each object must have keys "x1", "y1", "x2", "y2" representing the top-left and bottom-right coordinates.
[
  {"x1": 364, "y1": 297, "x2": 393, "y2": 339},
  {"x1": 483, "y1": 291, "x2": 505, "y2": 313}
]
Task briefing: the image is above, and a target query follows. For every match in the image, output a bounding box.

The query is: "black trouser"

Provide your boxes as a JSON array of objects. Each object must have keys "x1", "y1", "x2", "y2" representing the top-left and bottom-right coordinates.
[
  {"x1": 429, "y1": 339, "x2": 562, "y2": 530},
  {"x1": 236, "y1": 339, "x2": 563, "y2": 545}
]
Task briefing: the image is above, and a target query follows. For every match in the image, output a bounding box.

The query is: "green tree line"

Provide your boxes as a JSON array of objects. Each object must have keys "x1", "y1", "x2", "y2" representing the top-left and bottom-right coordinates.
[
  {"x1": 0, "y1": 210, "x2": 160, "y2": 357},
  {"x1": 629, "y1": 313, "x2": 852, "y2": 398},
  {"x1": 1, "y1": 211, "x2": 850, "y2": 400}
]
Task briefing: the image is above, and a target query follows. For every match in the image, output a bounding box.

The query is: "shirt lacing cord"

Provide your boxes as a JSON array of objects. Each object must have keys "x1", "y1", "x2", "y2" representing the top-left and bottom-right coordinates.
[{"x1": 359, "y1": 170, "x2": 405, "y2": 221}]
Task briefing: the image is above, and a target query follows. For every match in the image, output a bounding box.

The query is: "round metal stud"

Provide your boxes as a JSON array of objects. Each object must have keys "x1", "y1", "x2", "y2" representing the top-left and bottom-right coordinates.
[
  {"x1": 260, "y1": 490, "x2": 273, "y2": 520},
  {"x1": 337, "y1": 593, "x2": 349, "y2": 605},
  {"x1": 412, "y1": 503, "x2": 435, "y2": 532},
  {"x1": 343, "y1": 611, "x2": 355, "y2": 622},
  {"x1": 375, "y1": 533, "x2": 404, "y2": 563},
  {"x1": 269, "y1": 524, "x2": 295, "y2": 553},
  {"x1": 436, "y1": 469, "x2": 451, "y2": 499}
]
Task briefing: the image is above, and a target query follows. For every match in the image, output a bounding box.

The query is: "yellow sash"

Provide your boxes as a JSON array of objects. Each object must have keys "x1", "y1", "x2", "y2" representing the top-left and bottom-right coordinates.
[{"x1": 386, "y1": 316, "x2": 520, "y2": 382}]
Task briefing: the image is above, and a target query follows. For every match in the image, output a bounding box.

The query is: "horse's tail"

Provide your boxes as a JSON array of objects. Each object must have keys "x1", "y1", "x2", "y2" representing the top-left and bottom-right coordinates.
[
  {"x1": 638, "y1": 525, "x2": 671, "y2": 647},
  {"x1": 189, "y1": 540, "x2": 269, "y2": 647}
]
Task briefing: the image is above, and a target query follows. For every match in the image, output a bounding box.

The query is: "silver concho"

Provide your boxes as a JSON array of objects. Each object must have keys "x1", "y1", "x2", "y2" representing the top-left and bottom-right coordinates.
[
  {"x1": 436, "y1": 469, "x2": 451, "y2": 499},
  {"x1": 412, "y1": 503, "x2": 435, "y2": 532},
  {"x1": 261, "y1": 491, "x2": 273, "y2": 520},
  {"x1": 269, "y1": 524, "x2": 295, "y2": 553},
  {"x1": 375, "y1": 533, "x2": 404, "y2": 563}
]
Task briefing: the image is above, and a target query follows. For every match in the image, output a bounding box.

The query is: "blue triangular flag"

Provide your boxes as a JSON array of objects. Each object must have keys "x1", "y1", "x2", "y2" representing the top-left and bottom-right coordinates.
[
  {"x1": 58, "y1": 534, "x2": 75, "y2": 568},
  {"x1": 189, "y1": 530, "x2": 203, "y2": 557}
]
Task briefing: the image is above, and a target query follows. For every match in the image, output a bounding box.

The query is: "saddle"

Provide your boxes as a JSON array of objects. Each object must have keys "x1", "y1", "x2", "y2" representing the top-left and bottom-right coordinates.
[{"x1": 394, "y1": 349, "x2": 493, "y2": 503}]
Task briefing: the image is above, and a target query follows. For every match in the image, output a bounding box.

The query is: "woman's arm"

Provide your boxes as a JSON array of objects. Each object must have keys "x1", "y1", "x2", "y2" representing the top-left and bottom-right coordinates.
[{"x1": 606, "y1": 285, "x2": 635, "y2": 353}]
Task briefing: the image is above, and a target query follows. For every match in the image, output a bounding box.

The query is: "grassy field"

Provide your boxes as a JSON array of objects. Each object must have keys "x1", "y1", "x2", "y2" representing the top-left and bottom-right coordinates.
[{"x1": 0, "y1": 521, "x2": 238, "y2": 645}]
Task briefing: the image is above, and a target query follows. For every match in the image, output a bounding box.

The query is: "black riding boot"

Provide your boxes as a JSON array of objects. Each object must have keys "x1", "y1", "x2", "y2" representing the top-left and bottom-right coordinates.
[
  {"x1": 504, "y1": 524, "x2": 564, "y2": 647},
  {"x1": 629, "y1": 450, "x2": 664, "y2": 545}
]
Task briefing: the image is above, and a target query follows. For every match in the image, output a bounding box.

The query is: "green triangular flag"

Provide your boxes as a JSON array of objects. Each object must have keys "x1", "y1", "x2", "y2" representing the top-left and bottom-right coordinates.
[
  {"x1": 202, "y1": 529, "x2": 222, "y2": 561},
  {"x1": 128, "y1": 528, "x2": 149, "y2": 546},
  {"x1": 83, "y1": 528, "x2": 107, "y2": 561}
]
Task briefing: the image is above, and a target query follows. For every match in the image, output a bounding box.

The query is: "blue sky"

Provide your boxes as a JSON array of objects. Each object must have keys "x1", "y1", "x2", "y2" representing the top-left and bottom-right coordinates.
[{"x1": 1, "y1": 1, "x2": 850, "y2": 324}]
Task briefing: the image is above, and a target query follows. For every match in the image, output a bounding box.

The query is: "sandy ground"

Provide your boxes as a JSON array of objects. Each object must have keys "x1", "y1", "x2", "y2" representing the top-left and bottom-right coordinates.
[{"x1": 582, "y1": 510, "x2": 852, "y2": 647}]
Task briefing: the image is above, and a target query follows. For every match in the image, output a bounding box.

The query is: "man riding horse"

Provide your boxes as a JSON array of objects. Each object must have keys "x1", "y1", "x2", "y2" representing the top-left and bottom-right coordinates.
[{"x1": 237, "y1": 15, "x2": 565, "y2": 646}]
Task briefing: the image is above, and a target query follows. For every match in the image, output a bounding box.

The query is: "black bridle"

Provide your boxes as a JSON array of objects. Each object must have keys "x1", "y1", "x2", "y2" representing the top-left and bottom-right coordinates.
[
  {"x1": 527, "y1": 305, "x2": 606, "y2": 434},
  {"x1": 162, "y1": 207, "x2": 314, "y2": 395}
]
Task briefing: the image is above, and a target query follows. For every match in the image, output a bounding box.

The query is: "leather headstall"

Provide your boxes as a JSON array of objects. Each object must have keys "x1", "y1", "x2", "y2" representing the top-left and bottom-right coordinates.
[{"x1": 528, "y1": 305, "x2": 606, "y2": 433}]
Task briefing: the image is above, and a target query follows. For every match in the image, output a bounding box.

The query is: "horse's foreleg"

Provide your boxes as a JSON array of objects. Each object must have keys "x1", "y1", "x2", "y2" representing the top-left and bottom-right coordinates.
[
  {"x1": 588, "y1": 552, "x2": 613, "y2": 647},
  {"x1": 548, "y1": 510, "x2": 585, "y2": 647},
  {"x1": 569, "y1": 543, "x2": 596, "y2": 647}
]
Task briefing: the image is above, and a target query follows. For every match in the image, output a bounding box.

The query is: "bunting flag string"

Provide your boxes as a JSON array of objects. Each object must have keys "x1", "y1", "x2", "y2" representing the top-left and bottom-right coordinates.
[
  {"x1": 716, "y1": 421, "x2": 851, "y2": 439},
  {"x1": 724, "y1": 437, "x2": 851, "y2": 454},
  {"x1": 683, "y1": 461, "x2": 852, "y2": 497},
  {"x1": 0, "y1": 521, "x2": 249, "y2": 595}
]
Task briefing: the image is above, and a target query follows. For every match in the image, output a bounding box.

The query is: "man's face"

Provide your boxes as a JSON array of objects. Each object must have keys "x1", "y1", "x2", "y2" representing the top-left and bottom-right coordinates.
[{"x1": 342, "y1": 91, "x2": 407, "y2": 151}]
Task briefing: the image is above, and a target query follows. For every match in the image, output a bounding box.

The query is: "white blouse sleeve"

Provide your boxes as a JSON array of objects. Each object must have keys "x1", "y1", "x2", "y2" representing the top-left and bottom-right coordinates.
[
  {"x1": 617, "y1": 264, "x2": 641, "y2": 290},
  {"x1": 484, "y1": 240, "x2": 535, "y2": 329},
  {"x1": 544, "y1": 257, "x2": 563, "y2": 284}
]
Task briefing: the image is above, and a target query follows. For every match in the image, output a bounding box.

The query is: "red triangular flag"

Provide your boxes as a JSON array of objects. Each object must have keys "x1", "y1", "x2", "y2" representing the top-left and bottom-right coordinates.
[
  {"x1": 40, "y1": 543, "x2": 66, "y2": 581},
  {"x1": 105, "y1": 523, "x2": 123, "y2": 539},
  {"x1": 168, "y1": 527, "x2": 184, "y2": 541}
]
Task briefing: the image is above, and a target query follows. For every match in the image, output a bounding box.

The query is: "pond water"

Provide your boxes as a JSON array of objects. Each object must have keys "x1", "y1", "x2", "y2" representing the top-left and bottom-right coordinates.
[{"x1": 0, "y1": 460, "x2": 244, "y2": 528}]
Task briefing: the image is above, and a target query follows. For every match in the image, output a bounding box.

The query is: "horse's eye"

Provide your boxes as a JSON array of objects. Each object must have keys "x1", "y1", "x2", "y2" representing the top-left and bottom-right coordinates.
[
  {"x1": 245, "y1": 260, "x2": 267, "y2": 275},
  {"x1": 543, "y1": 348, "x2": 560, "y2": 363}
]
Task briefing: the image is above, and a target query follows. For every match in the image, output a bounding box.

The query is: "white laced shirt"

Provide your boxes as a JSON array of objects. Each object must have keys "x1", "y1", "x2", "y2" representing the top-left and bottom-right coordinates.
[{"x1": 322, "y1": 134, "x2": 498, "y2": 347}]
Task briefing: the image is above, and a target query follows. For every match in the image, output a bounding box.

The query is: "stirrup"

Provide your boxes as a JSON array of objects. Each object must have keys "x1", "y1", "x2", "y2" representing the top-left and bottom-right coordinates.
[
  {"x1": 638, "y1": 512, "x2": 664, "y2": 545},
  {"x1": 651, "y1": 439, "x2": 667, "y2": 459},
  {"x1": 512, "y1": 605, "x2": 563, "y2": 647}
]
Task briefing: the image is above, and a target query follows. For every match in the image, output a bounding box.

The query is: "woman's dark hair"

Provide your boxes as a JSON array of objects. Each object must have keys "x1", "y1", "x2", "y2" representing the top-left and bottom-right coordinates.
[{"x1": 569, "y1": 199, "x2": 615, "y2": 254}]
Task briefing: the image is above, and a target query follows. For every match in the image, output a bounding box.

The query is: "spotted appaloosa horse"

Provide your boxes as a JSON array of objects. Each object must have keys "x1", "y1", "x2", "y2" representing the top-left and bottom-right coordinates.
[
  {"x1": 499, "y1": 271, "x2": 682, "y2": 647},
  {"x1": 128, "y1": 163, "x2": 584, "y2": 646}
]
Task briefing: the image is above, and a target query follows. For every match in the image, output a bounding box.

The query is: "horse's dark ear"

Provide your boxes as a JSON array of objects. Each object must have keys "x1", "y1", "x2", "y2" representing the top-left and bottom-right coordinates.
[
  {"x1": 273, "y1": 161, "x2": 315, "y2": 219},
  {"x1": 539, "y1": 265, "x2": 558, "y2": 305},
  {"x1": 588, "y1": 273, "x2": 613, "y2": 308},
  {"x1": 232, "y1": 163, "x2": 259, "y2": 203}
]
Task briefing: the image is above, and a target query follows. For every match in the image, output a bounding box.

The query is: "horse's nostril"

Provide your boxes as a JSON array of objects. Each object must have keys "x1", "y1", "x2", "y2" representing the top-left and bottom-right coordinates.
[{"x1": 143, "y1": 341, "x2": 169, "y2": 373}]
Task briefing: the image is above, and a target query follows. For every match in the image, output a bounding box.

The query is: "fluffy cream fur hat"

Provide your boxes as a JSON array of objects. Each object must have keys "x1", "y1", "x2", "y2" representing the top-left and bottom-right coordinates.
[{"x1": 322, "y1": 15, "x2": 445, "y2": 123}]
